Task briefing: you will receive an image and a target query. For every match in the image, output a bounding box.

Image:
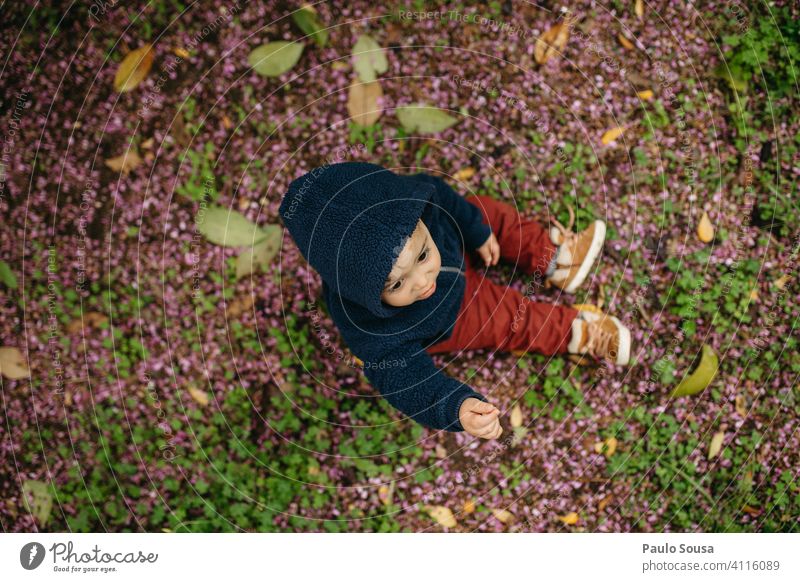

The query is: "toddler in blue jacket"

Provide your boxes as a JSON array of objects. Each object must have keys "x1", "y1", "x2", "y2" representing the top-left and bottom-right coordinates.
[{"x1": 279, "y1": 162, "x2": 631, "y2": 438}]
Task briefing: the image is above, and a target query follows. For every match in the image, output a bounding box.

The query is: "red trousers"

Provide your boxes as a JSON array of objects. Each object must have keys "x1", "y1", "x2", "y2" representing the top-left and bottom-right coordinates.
[{"x1": 426, "y1": 195, "x2": 578, "y2": 356}]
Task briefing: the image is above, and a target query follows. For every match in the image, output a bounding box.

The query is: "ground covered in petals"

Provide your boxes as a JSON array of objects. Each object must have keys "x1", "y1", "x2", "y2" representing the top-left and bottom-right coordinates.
[{"x1": 1, "y1": 1, "x2": 799, "y2": 532}]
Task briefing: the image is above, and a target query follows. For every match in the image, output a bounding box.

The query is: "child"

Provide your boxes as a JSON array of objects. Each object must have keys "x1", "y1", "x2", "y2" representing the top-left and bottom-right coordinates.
[{"x1": 279, "y1": 162, "x2": 631, "y2": 439}]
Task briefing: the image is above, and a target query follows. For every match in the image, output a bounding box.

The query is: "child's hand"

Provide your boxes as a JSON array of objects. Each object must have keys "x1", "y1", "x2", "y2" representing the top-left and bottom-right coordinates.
[
  {"x1": 476, "y1": 232, "x2": 500, "y2": 267},
  {"x1": 459, "y1": 397, "x2": 502, "y2": 439}
]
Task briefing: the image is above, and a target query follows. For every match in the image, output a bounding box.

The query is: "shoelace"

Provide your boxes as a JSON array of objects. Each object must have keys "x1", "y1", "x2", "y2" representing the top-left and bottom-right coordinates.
[
  {"x1": 583, "y1": 318, "x2": 616, "y2": 359},
  {"x1": 549, "y1": 205, "x2": 578, "y2": 265}
]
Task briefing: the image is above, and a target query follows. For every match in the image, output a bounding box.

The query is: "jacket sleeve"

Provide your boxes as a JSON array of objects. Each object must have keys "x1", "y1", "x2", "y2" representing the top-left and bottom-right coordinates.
[
  {"x1": 410, "y1": 173, "x2": 492, "y2": 251},
  {"x1": 361, "y1": 342, "x2": 488, "y2": 431}
]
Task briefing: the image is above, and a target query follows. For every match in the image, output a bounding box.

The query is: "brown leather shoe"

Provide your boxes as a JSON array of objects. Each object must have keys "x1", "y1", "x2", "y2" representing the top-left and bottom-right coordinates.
[
  {"x1": 568, "y1": 310, "x2": 631, "y2": 366},
  {"x1": 546, "y1": 206, "x2": 606, "y2": 293}
]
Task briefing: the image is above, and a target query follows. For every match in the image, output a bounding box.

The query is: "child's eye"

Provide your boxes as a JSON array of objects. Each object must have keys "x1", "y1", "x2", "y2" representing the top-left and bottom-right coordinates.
[
  {"x1": 418, "y1": 246, "x2": 430, "y2": 262},
  {"x1": 389, "y1": 280, "x2": 403, "y2": 293}
]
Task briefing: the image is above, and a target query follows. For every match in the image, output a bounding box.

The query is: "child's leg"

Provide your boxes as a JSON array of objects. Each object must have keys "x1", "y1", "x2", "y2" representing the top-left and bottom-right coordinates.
[
  {"x1": 426, "y1": 253, "x2": 578, "y2": 356},
  {"x1": 465, "y1": 194, "x2": 557, "y2": 277}
]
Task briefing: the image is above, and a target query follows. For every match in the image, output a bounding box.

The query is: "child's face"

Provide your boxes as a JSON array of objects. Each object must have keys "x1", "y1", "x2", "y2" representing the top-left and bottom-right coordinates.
[{"x1": 381, "y1": 220, "x2": 441, "y2": 307}]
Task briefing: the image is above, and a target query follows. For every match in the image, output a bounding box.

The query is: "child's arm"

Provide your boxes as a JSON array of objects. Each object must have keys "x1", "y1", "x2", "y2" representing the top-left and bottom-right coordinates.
[
  {"x1": 360, "y1": 343, "x2": 489, "y2": 432},
  {"x1": 408, "y1": 173, "x2": 491, "y2": 251}
]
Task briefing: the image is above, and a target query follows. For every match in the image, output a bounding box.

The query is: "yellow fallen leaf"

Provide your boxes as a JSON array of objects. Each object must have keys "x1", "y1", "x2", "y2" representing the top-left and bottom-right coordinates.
[
  {"x1": 0, "y1": 346, "x2": 31, "y2": 380},
  {"x1": 774, "y1": 274, "x2": 791, "y2": 290},
  {"x1": 347, "y1": 80, "x2": 383, "y2": 126},
  {"x1": 618, "y1": 33, "x2": 635, "y2": 50},
  {"x1": 308, "y1": 465, "x2": 319, "y2": 476},
  {"x1": 173, "y1": 47, "x2": 190, "y2": 59},
  {"x1": 105, "y1": 149, "x2": 143, "y2": 175},
  {"x1": 453, "y1": 167, "x2": 476, "y2": 181},
  {"x1": 557, "y1": 511, "x2": 579, "y2": 525},
  {"x1": 636, "y1": 89, "x2": 654, "y2": 100},
  {"x1": 601, "y1": 126, "x2": 625, "y2": 145},
  {"x1": 634, "y1": 0, "x2": 644, "y2": 19},
  {"x1": 141, "y1": 137, "x2": 154, "y2": 150},
  {"x1": 188, "y1": 385, "x2": 210, "y2": 407},
  {"x1": 510, "y1": 404, "x2": 523, "y2": 428},
  {"x1": 427, "y1": 505, "x2": 457, "y2": 528},
  {"x1": 463, "y1": 499, "x2": 476, "y2": 514},
  {"x1": 534, "y1": 22, "x2": 570, "y2": 65},
  {"x1": 352, "y1": 356, "x2": 364, "y2": 367},
  {"x1": 492, "y1": 508, "x2": 515, "y2": 524},
  {"x1": 708, "y1": 431, "x2": 725, "y2": 460},
  {"x1": 749, "y1": 287, "x2": 759, "y2": 301},
  {"x1": 114, "y1": 44, "x2": 154, "y2": 92},
  {"x1": 594, "y1": 436, "x2": 618, "y2": 457},
  {"x1": 697, "y1": 211, "x2": 714, "y2": 243},
  {"x1": 378, "y1": 484, "x2": 394, "y2": 506}
]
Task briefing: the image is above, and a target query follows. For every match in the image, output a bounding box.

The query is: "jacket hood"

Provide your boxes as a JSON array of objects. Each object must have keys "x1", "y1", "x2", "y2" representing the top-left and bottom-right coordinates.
[{"x1": 279, "y1": 162, "x2": 435, "y2": 318}]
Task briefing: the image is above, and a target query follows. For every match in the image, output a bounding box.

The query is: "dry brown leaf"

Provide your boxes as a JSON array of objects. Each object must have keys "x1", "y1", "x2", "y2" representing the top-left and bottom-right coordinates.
[
  {"x1": 141, "y1": 137, "x2": 154, "y2": 150},
  {"x1": 510, "y1": 404, "x2": 523, "y2": 428},
  {"x1": 188, "y1": 385, "x2": 210, "y2": 407},
  {"x1": 618, "y1": 33, "x2": 635, "y2": 50},
  {"x1": 601, "y1": 126, "x2": 626, "y2": 145},
  {"x1": 463, "y1": 499, "x2": 476, "y2": 514},
  {"x1": 697, "y1": 211, "x2": 715, "y2": 243},
  {"x1": 557, "y1": 511, "x2": 579, "y2": 525},
  {"x1": 435, "y1": 443, "x2": 447, "y2": 459},
  {"x1": 226, "y1": 293, "x2": 255, "y2": 318},
  {"x1": 634, "y1": 0, "x2": 644, "y2": 19},
  {"x1": 735, "y1": 394, "x2": 747, "y2": 416},
  {"x1": 636, "y1": 89, "x2": 654, "y2": 100},
  {"x1": 105, "y1": 149, "x2": 143, "y2": 175},
  {"x1": 598, "y1": 494, "x2": 613, "y2": 512},
  {"x1": 534, "y1": 22, "x2": 569, "y2": 65},
  {"x1": 492, "y1": 508, "x2": 515, "y2": 524},
  {"x1": 708, "y1": 431, "x2": 725, "y2": 460},
  {"x1": 66, "y1": 311, "x2": 109, "y2": 334},
  {"x1": 114, "y1": 44, "x2": 154, "y2": 92},
  {"x1": 222, "y1": 114, "x2": 233, "y2": 130},
  {"x1": 347, "y1": 80, "x2": 383, "y2": 126},
  {"x1": 0, "y1": 346, "x2": 30, "y2": 380},
  {"x1": 427, "y1": 505, "x2": 457, "y2": 528},
  {"x1": 453, "y1": 167, "x2": 476, "y2": 181},
  {"x1": 742, "y1": 504, "x2": 761, "y2": 516}
]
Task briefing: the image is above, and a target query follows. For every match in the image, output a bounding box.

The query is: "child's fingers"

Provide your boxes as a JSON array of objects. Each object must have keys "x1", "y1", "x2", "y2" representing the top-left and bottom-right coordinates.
[
  {"x1": 472, "y1": 410, "x2": 499, "y2": 429},
  {"x1": 471, "y1": 400, "x2": 497, "y2": 414},
  {"x1": 476, "y1": 419, "x2": 501, "y2": 439}
]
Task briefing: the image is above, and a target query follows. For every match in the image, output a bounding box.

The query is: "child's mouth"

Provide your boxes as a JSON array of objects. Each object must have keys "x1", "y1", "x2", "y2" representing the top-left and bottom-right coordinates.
[{"x1": 419, "y1": 281, "x2": 436, "y2": 299}]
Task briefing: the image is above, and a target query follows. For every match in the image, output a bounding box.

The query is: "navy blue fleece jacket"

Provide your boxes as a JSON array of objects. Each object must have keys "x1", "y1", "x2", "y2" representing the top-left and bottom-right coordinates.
[{"x1": 279, "y1": 162, "x2": 492, "y2": 431}]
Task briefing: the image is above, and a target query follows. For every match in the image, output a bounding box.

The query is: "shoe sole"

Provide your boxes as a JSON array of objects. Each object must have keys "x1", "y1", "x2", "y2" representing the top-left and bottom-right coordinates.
[
  {"x1": 610, "y1": 315, "x2": 631, "y2": 366},
  {"x1": 564, "y1": 220, "x2": 606, "y2": 293}
]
